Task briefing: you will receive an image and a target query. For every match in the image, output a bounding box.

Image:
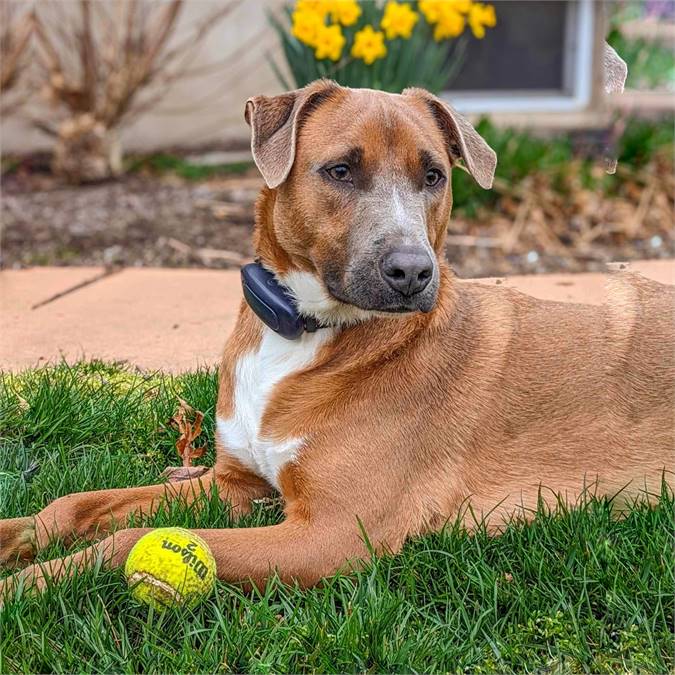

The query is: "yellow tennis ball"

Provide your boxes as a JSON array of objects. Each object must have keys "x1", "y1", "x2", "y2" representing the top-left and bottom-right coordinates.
[{"x1": 124, "y1": 527, "x2": 216, "y2": 610}]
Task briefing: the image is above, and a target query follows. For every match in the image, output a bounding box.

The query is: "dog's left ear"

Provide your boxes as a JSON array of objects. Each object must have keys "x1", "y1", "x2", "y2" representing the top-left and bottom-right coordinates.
[
  {"x1": 245, "y1": 80, "x2": 339, "y2": 189},
  {"x1": 403, "y1": 88, "x2": 497, "y2": 190}
]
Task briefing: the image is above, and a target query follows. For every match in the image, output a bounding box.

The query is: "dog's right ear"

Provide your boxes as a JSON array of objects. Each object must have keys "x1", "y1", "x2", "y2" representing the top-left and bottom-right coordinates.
[{"x1": 245, "y1": 80, "x2": 339, "y2": 189}]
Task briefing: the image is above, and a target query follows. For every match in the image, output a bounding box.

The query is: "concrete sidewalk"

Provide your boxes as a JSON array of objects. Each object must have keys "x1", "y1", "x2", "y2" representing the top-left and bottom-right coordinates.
[{"x1": 2, "y1": 261, "x2": 673, "y2": 372}]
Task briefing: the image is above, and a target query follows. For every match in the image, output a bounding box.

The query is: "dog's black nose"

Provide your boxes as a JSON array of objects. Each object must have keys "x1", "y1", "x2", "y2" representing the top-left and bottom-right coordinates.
[{"x1": 379, "y1": 247, "x2": 434, "y2": 297}]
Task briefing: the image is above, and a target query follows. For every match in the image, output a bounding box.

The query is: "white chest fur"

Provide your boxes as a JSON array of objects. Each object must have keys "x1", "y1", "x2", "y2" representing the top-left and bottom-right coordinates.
[{"x1": 217, "y1": 326, "x2": 334, "y2": 489}]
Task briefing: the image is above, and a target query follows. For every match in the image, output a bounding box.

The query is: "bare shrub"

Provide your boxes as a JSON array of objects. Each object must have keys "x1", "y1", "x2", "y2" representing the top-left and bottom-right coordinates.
[
  {"x1": 1, "y1": 1, "x2": 35, "y2": 116},
  {"x1": 31, "y1": 0, "x2": 240, "y2": 183}
]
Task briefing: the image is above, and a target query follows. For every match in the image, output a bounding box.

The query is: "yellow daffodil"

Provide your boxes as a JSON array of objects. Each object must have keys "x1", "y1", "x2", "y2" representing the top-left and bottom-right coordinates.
[
  {"x1": 330, "y1": 0, "x2": 362, "y2": 27},
  {"x1": 418, "y1": 0, "x2": 446, "y2": 24},
  {"x1": 292, "y1": 9, "x2": 325, "y2": 47},
  {"x1": 295, "y1": 0, "x2": 329, "y2": 17},
  {"x1": 449, "y1": 0, "x2": 473, "y2": 13},
  {"x1": 433, "y1": 5, "x2": 466, "y2": 40},
  {"x1": 468, "y1": 2, "x2": 496, "y2": 39},
  {"x1": 314, "y1": 23, "x2": 346, "y2": 61},
  {"x1": 380, "y1": 1, "x2": 419, "y2": 40},
  {"x1": 351, "y1": 25, "x2": 387, "y2": 65},
  {"x1": 420, "y1": 0, "x2": 472, "y2": 31}
]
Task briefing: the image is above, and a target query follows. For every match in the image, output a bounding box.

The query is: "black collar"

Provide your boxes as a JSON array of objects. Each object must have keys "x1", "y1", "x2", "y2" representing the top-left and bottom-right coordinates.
[{"x1": 241, "y1": 261, "x2": 327, "y2": 340}]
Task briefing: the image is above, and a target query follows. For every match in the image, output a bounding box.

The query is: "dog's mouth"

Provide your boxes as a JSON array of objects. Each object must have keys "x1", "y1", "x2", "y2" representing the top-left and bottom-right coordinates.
[{"x1": 325, "y1": 278, "x2": 436, "y2": 315}]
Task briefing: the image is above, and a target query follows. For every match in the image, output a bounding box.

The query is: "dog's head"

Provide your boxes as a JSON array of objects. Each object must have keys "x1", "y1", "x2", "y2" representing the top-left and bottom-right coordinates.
[{"x1": 245, "y1": 80, "x2": 496, "y2": 324}]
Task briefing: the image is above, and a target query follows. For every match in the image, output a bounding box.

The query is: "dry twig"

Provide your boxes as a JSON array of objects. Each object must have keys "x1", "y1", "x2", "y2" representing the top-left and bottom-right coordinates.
[{"x1": 0, "y1": 2, "x2": 34, "y2": 116}]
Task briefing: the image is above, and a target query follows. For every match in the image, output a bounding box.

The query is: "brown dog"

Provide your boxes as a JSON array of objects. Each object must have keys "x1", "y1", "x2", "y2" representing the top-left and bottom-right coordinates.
[{"x1": 1, "y1": 80, "x2": 673, "y2": 595}]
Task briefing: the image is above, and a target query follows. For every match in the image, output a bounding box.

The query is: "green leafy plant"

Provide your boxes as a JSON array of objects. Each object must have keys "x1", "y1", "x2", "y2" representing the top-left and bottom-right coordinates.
[
  {"x1": 607, "y1": 30, "x2": 675, "y2": 90},
  {"x1": 451, "y1": 116, "x2": 675, "y2": 217},
  {"x1": 269, "y1": 0, "x2": 497, "y2": 93}
]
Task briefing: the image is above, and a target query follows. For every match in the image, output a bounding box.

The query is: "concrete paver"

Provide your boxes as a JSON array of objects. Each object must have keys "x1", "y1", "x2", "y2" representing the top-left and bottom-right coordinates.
[
  {"x1": 1, "y1": 260, "x2": 673, "y2": 372},
  {"x1": 1, "y1": 266, "x2": 105, "y2": 311},
  {"x1": 2, "y1": 268, "x2": 241, "y2": 372}
]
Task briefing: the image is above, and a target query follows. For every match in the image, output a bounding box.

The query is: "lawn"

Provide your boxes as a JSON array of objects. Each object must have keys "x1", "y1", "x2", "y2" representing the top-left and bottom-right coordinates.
[{"x1": 1, "y1": 362, "x2": 673, "y2": 673}]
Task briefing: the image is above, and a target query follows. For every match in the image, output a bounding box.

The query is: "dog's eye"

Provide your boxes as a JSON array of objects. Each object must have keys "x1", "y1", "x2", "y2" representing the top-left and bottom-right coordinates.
[
  {"x1": 425, "y1": 168, "x2": 444, "y2": 187},
  {"x1": 326, "y1": 164, "x2": 352, "y2": 183}
]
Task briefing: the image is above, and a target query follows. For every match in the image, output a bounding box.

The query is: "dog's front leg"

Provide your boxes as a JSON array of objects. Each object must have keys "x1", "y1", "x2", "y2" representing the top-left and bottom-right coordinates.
[
  {"x1": 0, "y1": 460, "x2": 272, "y2": 568},
  {"x1": 0, "y1": 527, "x2": 150, "y2": 598},
  {"x1": 0, "y1": 518, "x2": 368, "y2": 598},
  {"x1": 0, "y1": 472, "x2": 216, "y2": 569}
]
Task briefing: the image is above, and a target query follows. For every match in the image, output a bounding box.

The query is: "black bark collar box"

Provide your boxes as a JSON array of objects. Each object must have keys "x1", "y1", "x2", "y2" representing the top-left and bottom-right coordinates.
[{"x1": 241, "y1": 262, "x2": 323, "y2": 340}]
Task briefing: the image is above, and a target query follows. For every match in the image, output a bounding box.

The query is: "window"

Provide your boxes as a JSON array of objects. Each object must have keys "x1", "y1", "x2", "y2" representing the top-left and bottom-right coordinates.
[{"x1": 446, "y1": 0, "x2": 595, "y2": 113}]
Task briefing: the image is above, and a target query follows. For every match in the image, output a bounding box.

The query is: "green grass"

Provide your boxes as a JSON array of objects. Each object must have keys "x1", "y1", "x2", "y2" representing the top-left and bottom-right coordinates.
[
  {"x1": 126, "y1": 154, "x2": 254, "y2": 181},
  {"x1": 1, "y1": 362, "x2": 673, "y2": 673}
]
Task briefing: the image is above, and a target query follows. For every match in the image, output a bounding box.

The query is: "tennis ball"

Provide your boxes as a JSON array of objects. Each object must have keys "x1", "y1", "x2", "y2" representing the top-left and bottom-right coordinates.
[{"x1": 124, "y1": 527, "x2": 216, "y2": 610}]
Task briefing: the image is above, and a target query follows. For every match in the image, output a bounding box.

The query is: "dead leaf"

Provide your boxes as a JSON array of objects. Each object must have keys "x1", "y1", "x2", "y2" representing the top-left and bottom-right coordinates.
[{"x1": 170, "y1": 397, "x2": 207, "y2": 468}]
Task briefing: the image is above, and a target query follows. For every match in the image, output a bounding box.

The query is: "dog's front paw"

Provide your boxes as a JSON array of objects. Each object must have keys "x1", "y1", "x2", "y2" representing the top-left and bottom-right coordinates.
[{"x1": 0, "y1": 517, "x2": 36, "y2": 569}]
